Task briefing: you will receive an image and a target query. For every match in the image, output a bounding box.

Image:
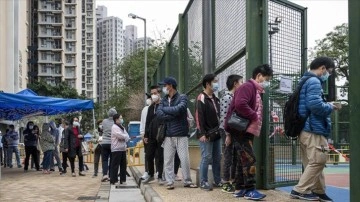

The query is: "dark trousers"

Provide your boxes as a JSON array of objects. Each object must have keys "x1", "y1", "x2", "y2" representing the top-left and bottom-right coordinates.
[
  {"x1": 234, "y1": 133, "x2": 256, "y2": 190},
  {"x1": 69, "y1": 147, "x2": 84, "y2": 173},
  {"x1": 223, "y1": 137, "x2": 238, "y2": 182},
  {"x1": 101, "y1": 144, "x2": 111, "y2": 176},
  {"x1": 24, "y1": 146, "x2": 40, "y2": 170},
  {"x1": 31, "y1": 150, "x2": 41, "y2": 169},
  {"x1": 0, "y1": 147, "x2": 3, "y2": 165},
  {"x1": 174, "y1": 151, "x2": 180, "y2": 175},
  {"x1": 146, "y1": 141, "x2": 164, "y2": 179},
  {"x1": 62, "y1": 152, "x2": 69, "y2": 172},
  {"x1": 110, "y1": 151, "x2": 127, "y2": 184},
  {"x1": 94, "y1": 145, "x2": 102, "y2": 174}
]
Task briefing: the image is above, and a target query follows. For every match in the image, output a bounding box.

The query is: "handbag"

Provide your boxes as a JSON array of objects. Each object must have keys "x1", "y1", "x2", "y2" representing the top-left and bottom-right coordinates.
[
  {"x1": 205, "y1": 127, "x2": 222, "y2": 142},
  {"x1": 156, "y1": 124, "x2": 166, "y2": 143},
  {"x1": 226, "y1": 112, "x2": 250, "y2": 133},
  {"x1": 81, "y1": 141, "x2": 90, "y2": 156}
]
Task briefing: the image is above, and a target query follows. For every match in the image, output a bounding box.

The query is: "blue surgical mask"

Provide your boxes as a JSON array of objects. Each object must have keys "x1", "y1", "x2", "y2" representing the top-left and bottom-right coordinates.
[
  {"x1": 320, "y1": 71, "x2": 330, "y2": 82},
  {"x1": 162, "y1": 87, "x2": 169, "y2": 95},
  {"x1": 212, "y1": 82, "x2": 219, "y2": 92}
]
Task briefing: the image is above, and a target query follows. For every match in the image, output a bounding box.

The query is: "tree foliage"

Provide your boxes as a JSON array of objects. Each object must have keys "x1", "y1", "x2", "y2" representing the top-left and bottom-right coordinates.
[
  {"x1": 310, "y1": 23, "x2": 349, "y2": 83},
  {"x1": 104, "y1": 46, "x2": 164, "y2": 121}
]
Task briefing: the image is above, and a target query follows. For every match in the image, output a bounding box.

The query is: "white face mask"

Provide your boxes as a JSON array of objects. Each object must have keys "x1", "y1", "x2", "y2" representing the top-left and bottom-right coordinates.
[
  {"x1": 151, "y1": 94, "x2": 159, "y2": 102},
  {"x1": 29, "y1": 126, "x2": 34, "y2": 130},
  {"x1": 73, "y1": 121, "x2": 80, "y2": 127},
  {"x1": 146, "y1": 99, "x2": 152, "y2": 106},
  {"x1": 260, "y1": 81, "x2": 270, "y2": 88},
  {"x1": 162, "y1": 87, "x2": 169, "y2": 95}
]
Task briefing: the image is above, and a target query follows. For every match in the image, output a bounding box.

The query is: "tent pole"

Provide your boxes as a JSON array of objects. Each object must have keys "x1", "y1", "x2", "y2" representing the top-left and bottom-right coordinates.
[{"x1": 93, "y1": 109, "x2": 96, "y2": 131}]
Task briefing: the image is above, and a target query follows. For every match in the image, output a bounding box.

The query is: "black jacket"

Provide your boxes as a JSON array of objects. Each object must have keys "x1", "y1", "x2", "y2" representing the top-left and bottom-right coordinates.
[
  {"x1": 64, "y1": 125, "x2": 83, "y2": 158},
  {"x1": 145, "y1": 103, "x2": 161, "y2": 141},
  {"x1": 195, "y1": 92, "x2": 220, "y2": 138}
]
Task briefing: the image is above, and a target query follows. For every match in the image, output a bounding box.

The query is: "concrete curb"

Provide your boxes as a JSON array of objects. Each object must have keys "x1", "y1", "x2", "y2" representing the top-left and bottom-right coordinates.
[
  {"x1": 129, "y1": 166, "x2": 163, "y2": 202},
  {"x1": 95, "y1": 181, "x2": 111, "y2": 202}
]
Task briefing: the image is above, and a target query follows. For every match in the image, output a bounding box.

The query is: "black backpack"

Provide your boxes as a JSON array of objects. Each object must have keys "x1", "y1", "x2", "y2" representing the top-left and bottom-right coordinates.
[{"x1": 283, "y1": 75, "x2": 315, "y2": 139}]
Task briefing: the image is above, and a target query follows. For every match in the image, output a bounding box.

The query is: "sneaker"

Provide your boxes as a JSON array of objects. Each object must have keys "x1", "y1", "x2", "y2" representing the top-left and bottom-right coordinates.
[
  {"x1": 158, "y1": 178, "x2": 166, "y2": 185},
  {"x1": 17, "y1": 165, "x2": 22, "y2": 168},
  {"x1": 120, "y1": 181, "x2": 127, "y2": 185},
  {"x1": 101, "y1": 175, "x2": 110, "y2": 182},
  {"x1": 200, "y1": 181, "x2": 212, "y2": 191},
  {"x1": 92, "y1": 173, "x2": 98, "y2": 178},
  {"x1": 140, "y1": 172, "x2": 149, "y2": 180},
  {"x1": 290, "y1": 190, "x2": 319, "y2": 201},
  {"x1": 143, "y1": 176, "x2": 155, "y2": 184},
  {"x1": 222, "y1": 183, "x2": 235, "y2": 194},
  {"x1": 72, "y1": 172, "x2": 76, "y2": 177},
  {"x1": 175, "y1": 175, "x2": 182, "y2": 181},
  {"x1": 79, "y1": 171, "x2": 86, "y2": 176},
  {"x1": 313, "y1": 193, "x2": 333, "y2": 202},
  {"x1": 233, "y1": 189, "x2": 247, "y2": 197},
  {"x1": 244, "y1": 189, "x2": 266, "y2": 200},
  {"x1": 213, "y1": 182, "x2": 223, "y2": 188}
]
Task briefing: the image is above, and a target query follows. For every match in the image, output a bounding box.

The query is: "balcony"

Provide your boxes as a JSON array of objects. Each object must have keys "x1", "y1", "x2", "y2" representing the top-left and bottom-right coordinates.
[
  {"x1": 65, "y1": 23, "x2": 76, "y2": 30},
  {"x1": 65, "y1": 0, "x2": 77, "y2": 4},
  {"x1": 65, "y1": 58, "x2": 76, "y2": 66},
  {"x1": 38, "y1": 57, "x2": 62, "y2": 64},
  {"x1": 65, "y1": 47, "x2": 76, "y2": 53},
  {"x1": 39, "y1": 4, "x2": 62, "y2": 12}
]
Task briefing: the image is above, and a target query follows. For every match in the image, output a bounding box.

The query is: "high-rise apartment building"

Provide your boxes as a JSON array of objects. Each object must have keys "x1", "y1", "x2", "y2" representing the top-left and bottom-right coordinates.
[
  {"x1": 135, "y1": 37, "x2": 154, "y2": 51},
  {"x1": 96, "y1": 5, "x2": 107, "y2": 21},
  {"x1": 97, "y1": 14, "x2": 125, "y2": 103},
  {"x1": 27, "y1": 0, "x2": 96, "y2": 99},
  {"x1": 124, "y1": 25, "x2": 137, "y2": 56},
  {"x1": 0, "y1": 0, "x2": 28, "y2": 93}
]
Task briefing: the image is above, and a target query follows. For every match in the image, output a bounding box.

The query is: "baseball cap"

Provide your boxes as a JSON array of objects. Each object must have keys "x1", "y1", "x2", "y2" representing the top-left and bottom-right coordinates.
[{"x1": 158, "y1": 77, "x2": 177, "y2": 87}]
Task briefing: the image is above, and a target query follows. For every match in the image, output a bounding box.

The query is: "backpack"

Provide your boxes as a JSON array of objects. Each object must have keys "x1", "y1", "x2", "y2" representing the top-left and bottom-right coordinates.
[{"x1": 283, "y1": 75, "x2": 315, "y2": 139}]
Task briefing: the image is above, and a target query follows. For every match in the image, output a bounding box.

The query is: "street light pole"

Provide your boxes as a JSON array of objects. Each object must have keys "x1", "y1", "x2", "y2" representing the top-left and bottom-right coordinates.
[{"x1": 128, "y1": 13, "x2": 147, "y2": 106}]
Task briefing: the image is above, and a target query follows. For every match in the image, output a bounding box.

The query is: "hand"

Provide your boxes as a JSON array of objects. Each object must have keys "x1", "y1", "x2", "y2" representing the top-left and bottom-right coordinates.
[
  {"x1": 225, "y1": 135, "x2": 231, "y2": 146},
  {"x1": 65, "y1": 149, "x2": 68, "y2": 152},
  {"x1": 143, "y1": 138, "x2": 148, "y2": 144},
  {"x1": 199, "y1": 135, "x2": 207, "y2": 143},
  {"x1": 331, "y1": 102, "x2": 342, "y2": 110},
  {"x1": 78, "y1": 135, "x2": 83, "y2": 138}
]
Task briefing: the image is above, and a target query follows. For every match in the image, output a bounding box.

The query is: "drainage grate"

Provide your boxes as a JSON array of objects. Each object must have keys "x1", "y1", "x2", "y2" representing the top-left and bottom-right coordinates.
[
  {"x1": 77, "y1": 196, "x2": 100, "y2": 200},
  {"x1": 115, "y1": 185, "x2": 138, "y2": 189}
]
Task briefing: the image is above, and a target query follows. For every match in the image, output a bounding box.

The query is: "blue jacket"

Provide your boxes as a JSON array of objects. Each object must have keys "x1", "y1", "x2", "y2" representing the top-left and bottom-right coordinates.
[
  {"x1": 298, "y1": 71, "x2": 333, "y2": 137},
  {"x1": 156, "y1": 92, "x2": 189, "y2": 137}
]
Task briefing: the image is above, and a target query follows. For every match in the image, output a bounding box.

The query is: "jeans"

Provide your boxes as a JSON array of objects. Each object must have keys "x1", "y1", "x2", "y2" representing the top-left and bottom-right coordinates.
[
  {"x1": 24, "y1": 146, "x2": 40, "y2": 170},
  {"x1": 199, "y1": 138, "x2": 222, "y2": 184},
  {"x1": 94, "y1": 145, "x2": 102, "y2": 174},
  {"x1": 7, "y1": 146, "x2": 21, "y2": 167},
  {"x1": 101, "y1": 144, "x2": 111, "y2": 176},
  {"x1": 42, "y1": 150, "x2": 53, "y2": 170}
]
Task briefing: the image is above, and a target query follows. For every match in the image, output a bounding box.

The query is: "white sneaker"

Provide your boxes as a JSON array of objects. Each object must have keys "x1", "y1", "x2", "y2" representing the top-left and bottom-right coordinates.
[
  {"x1": 101, "y1": 175, "x2": 109, "y2": 182},
  {"x1": 141, "y1": 172, "x2": 149, "y2": 180},
  {"x1": 175, "y1": 175, "x2": 182, "y2": 181},
  {"x1": 158, "y1": 178, "x2": 166, "y2": 185}
]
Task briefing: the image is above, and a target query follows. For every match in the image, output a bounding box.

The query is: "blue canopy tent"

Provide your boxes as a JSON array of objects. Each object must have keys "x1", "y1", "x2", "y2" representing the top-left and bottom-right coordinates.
[{"x1": 0, "y1": 89, "x2": 94, "y2": 121}]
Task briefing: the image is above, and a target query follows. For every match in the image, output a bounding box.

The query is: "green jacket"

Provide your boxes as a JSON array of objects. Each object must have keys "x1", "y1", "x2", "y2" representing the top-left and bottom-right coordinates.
[{"x1": 40, "y1": 123, "x2": 55, "y2": 152}]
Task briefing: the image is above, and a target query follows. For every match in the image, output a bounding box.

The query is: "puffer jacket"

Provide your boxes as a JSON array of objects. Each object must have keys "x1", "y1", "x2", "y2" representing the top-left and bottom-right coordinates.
[
  {"x1": 298, "y1": 71, "x2": 333, "y2": 137},
  {"x1": 40, "y1": 123, "x2": 55, "y2": 152},
  {"x1": 101, "y1": 108, "x2": 117, "y2": 145},
  {"x1": 156, "y1": 92, "x2": 189, "y2": 137}
]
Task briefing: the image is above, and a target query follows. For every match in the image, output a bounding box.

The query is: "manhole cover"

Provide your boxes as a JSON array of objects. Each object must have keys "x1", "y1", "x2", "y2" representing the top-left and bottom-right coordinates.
[{"x1": 77, "y1": 196, "x2": 100, "y2": 200}]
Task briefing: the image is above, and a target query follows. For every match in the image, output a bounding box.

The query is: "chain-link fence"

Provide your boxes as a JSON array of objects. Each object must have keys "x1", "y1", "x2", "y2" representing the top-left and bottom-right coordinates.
[{"x1": 152, "y1": 0, "x2": 307, "y2": 188}]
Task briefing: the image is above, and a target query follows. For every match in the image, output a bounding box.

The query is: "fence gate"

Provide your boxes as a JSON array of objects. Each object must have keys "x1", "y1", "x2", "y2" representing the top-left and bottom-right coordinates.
[{"x1": 266, "y1": 0, "x2": 307, "y2": 188}]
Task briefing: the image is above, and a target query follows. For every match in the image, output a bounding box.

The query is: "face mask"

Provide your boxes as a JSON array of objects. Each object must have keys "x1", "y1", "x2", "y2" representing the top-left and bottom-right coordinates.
[
  {"x1": 320, "y1": 71, "x2": 330, "y2": 82},
  {"x1": 120, "y1": 119, "x2": 124, "y2": 125},
  {"x1": 49, "y1": 128, "x2": 52, "y2": 132},
  {"x1": 151, "y1": 94, "x2": 159, "y2": 102},
  {"x1": 162, "y1": 87, "x2": 169, "y2": 95},
  {"x1": 99, "y1": 125, "x2": 103, "y2": 130},
  {"x1": 146, "y1": 99, "x2": 152, "y2": 106},
  {"x1": 29, "y1": 126, "x2": 34, "y2": 130},
  {"x1": 73, "y1": 121, "x2": 80, "y2": 127},
  {"x1": 212, "y1": 82, "x2": 219, "y2": 92},
  {"x1": 260, "y1": 81, "x2": 270, "y2": 88}
]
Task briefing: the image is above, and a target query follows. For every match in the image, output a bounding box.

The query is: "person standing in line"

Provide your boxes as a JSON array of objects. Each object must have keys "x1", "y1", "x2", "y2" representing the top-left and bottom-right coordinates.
[
  {"x1": 156, "y1": 77, "x2": 197, "y2": 190},
  {"x1": 64, "y1": 117, "x2": 86, "y2": 177},
  {"x1": 195, "y1": 74, "x2": 222, "y2": 191},
  {"x1": 109, "y1": 114, "x2": 130, "y2": 185},
  {"x1": 4, "y1": 125, "x2": 22, "y2": 168},
  {"x1": 39, "y1": 123, "x2": 55, "y2": 174},
  {"x1": 140, "y1": 95, "x2": 152, "y2": 180},
  {"x1": 30, "y1": 125, "x2": 41, "y2": 169},
  {"x1": 49, "y1": 121, "x2": 63, "y2": 172},
  {"x1": 220, "y1": 74, "x2": 243, "y2": 193},
  {"x1": 0, "y1": 131, "x2": 3, "y2": 166},
  {"x1": 101, "y1": 108, "x2": 118, "y2": 182},
  {"x1": 60, "y1": 121, "x2": 70, "y2": 175},
  {"x1": 225, "y1": 64, "x2": 273, "y2": 200},
  {"x1": 2, "y1": 129, "x2": 9, "y2": 168},
  {"x1": 290, "y1": 57, "x2": 336, "y2": 202},
  {"x1": 23, "y1": 121, "x2": 41, "y2": 171},
  {"x1": 92, "y1": 120, "x2": 103, "y2": 177}
]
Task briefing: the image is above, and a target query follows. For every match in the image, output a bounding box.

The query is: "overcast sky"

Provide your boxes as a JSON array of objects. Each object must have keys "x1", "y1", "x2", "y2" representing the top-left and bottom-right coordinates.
[{"x1": 96, "y1": 0, "x2": 348, "y2": 49}]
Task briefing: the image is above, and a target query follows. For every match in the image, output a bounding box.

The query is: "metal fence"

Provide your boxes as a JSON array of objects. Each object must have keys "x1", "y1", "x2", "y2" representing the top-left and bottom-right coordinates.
[{"x1": 152, "y1": 0, "x2": 307, "y2": 188}]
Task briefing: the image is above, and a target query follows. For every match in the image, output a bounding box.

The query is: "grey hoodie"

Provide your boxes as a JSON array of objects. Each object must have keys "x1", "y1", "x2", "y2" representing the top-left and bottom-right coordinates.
[{"x1": 101, "y1": 108, "x2": 117, "y2": 145}]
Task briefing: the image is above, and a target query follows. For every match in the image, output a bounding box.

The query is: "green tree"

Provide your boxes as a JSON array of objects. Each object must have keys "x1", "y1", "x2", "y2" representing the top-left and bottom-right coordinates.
[
  {"x1": 310, "y1": 23, "x2": 349, "y2": 83},
  {"x1": 106, "y1": 46, "x2": 164, "y2": 121}
]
